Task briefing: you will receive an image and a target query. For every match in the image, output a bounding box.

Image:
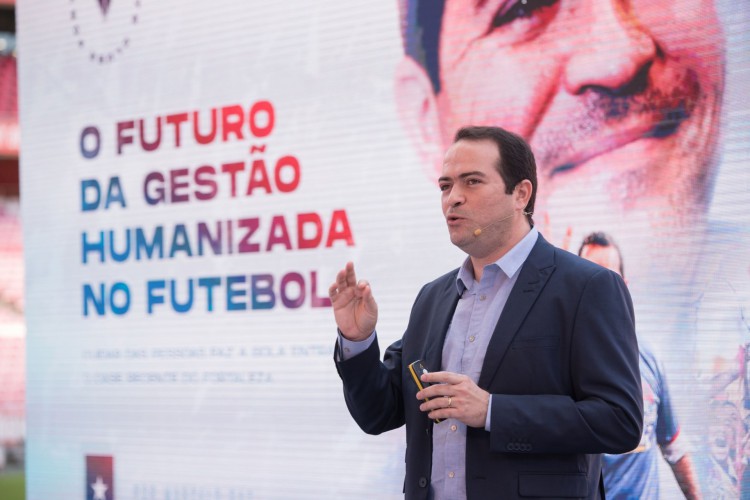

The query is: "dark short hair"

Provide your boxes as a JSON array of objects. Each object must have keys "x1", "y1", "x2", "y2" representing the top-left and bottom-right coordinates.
[
  {"x1": 400, "y1": 0, "x2": 444, "y2": 92},
  {"x1": 454, "y1": 126, "x2": 537, "y2": 226},
  {"x1": 578, "y1": 232, "x2": 625, "y2": 278}
]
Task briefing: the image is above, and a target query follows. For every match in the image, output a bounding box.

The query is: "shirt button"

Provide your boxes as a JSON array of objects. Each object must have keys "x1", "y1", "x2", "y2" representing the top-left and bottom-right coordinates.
[
  {"x1": 448, "y1": 472, "x2": 455, "y2": 478},
  {"x1": 469, "y1": 336, "x2": 475, "y2": 342},
  {"x1": 451, "y1": 424, "x2": 457, "y2": 432}
]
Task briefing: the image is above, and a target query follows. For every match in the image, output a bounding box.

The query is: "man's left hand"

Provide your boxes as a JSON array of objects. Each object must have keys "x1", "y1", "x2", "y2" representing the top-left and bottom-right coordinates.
[{"x1": 417, "y1": 371, "x2": 490, "y2": 428}]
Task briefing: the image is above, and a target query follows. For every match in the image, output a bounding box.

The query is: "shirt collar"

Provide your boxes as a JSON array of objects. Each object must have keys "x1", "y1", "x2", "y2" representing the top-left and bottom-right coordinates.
[{"x1": 456, "y1": 227, "x2": 539, "y2": 294}]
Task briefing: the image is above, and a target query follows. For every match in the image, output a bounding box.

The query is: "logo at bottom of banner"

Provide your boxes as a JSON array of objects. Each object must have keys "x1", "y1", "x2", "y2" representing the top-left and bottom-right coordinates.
[{"x1": 86, "y1": 455, "x2": 114, "y2": 500}]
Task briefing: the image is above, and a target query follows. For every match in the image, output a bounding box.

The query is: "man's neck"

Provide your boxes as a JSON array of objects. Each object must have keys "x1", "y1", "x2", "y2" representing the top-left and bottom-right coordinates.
[{"x1": 470, "y1": 223, "x2": 532, "y2": 281}]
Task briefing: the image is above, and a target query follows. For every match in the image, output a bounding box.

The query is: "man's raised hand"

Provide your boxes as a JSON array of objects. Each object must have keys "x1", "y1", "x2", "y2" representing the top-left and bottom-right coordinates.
[{"x1": 329, "y1": 262, "x2": 378, "y2": 341}]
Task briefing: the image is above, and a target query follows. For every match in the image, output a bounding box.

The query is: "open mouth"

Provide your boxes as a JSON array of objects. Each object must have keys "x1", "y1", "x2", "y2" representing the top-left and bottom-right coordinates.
[{"x1": 445, "y1": 212, "x2": 470, "y2": 227}]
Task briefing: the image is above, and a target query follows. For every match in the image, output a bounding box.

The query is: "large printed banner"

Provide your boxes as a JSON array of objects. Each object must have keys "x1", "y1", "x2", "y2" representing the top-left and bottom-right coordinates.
[{"x1": 17, "y1": 1, "x2": 750, "y2": 499}]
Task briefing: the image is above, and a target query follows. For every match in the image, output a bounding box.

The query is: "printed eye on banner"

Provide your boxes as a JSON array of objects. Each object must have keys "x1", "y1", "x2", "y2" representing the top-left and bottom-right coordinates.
[{"x1": 70, "y1": 0, "x2": 142, "y2": 64}]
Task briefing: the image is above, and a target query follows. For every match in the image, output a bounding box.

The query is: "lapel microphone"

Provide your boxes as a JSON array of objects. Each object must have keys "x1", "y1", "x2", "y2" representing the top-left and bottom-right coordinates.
[{"x1": 473, "y1": 211, "x2": 533, "y2": 237}]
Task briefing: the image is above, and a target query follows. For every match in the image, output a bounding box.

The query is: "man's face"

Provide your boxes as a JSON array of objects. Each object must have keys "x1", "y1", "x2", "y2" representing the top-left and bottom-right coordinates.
[
  {"x1": 439, "y1": 139, "x2": 519, "y2": 258},
  {"x1": 580, "y1": 244, "x2": 623, "y2": 278},
  {"x1": 709, "y1": 424, "x2": 731, "y2": 463},
  {"x1": 433, "y1": 0, "x2": 724, "y2": 251}
]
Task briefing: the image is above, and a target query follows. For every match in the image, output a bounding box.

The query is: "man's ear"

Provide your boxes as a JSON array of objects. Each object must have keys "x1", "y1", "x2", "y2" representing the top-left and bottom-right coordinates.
[
  {"x1": 514, "y1": 179, "x2": 533, "y2": 210},
  {"x1": 394, "y1": 56, "x2": 444, "y2": 183}
]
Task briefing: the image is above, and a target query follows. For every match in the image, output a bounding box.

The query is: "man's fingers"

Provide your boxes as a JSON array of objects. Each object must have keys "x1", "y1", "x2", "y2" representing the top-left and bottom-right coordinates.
[
  {"x1": 336, "y1": 267, "x2": 348, "y2": 288},
  {"x1": 358, "y1": 282, "x2": 378, "y2": 315},
  {"x1": 344, "y1": 261, "x2": 358, "y2": 287},
  {"x1": 421, "y1": 371, "x2": 464, "y2": 385},
  {"x1": 417, "y1": 383, "x2": 452, "y2": 402},
  {"x1": 331, "y1": 263, "x2": 361, "y2": 299},
  {"x1": 415, "y1": 371, "x2": 466, "y2": 400},
  {"x1": 332, "y1": 263, "x2": 364, "y2": 294},
  {"x1": 417, "y1": 386, "x2": 489, "y2": 428},
  {"x1": 328, "y1": 282, "x2": 338, "y2": 298},
  {"x1": 357, "y1": 279, "x2": 372, "y2": 298},
  {"x1": 419, "y1": 394, "x2": 453, "y2": 408}
]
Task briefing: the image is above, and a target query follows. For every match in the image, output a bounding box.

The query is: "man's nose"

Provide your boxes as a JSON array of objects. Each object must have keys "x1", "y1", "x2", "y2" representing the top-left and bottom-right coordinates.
[
  {"x1": 445, "y1": 187, "x2": 465, "y2": 207},
  {"x1": 562, "y1": 1, "x2": 656, "y2": 96}
]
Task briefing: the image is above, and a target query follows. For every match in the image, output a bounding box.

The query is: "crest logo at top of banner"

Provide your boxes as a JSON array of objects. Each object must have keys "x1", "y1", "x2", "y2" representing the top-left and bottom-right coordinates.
[
  {"x1": 97, "y1": 0, "x2": 112, "y2": 17},
  {"x1": 71, "y1": 0, "x2": 141, "y2": 64},
  {"x1": 86, "y1": 455, "x2": 114, "y2": 500}
]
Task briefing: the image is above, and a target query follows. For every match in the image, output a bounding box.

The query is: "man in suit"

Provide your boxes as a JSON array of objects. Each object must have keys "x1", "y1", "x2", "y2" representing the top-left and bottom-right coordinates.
[{"x1": 330, "y1": 126, "x2": 643, "y2": 500}]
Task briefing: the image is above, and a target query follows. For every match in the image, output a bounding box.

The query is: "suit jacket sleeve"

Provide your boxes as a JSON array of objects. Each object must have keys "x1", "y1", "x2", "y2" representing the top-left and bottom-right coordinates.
[
  {"x1": 334, "y1": 334, "x2": 406, "y2": 435},
  {"x1": 488, "y1": 267, "x2": 643, "y2": 455}
]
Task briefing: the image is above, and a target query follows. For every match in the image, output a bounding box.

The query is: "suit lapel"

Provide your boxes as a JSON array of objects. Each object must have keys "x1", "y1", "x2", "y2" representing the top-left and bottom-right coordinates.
[
  {"x1": 422, "y1": 272, "x2": 461, "y2": 373},
  {"x1": 478, "y1": 235, "x2": 556, "y2": 388}
]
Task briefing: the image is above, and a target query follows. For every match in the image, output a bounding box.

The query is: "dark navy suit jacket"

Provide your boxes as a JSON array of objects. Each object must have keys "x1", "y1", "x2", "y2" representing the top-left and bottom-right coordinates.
[{"x1": 335, "y1": 235, "x2": 643, "y2": 499}]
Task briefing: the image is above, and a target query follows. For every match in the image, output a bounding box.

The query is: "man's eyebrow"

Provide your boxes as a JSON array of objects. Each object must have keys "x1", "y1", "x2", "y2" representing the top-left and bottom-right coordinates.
[
  {"x1": 438, "y1": 171, "x2": 487, "y2": 183},
  {"x1": 458, "y1": 171, "x2": 487, "y2": 179}
]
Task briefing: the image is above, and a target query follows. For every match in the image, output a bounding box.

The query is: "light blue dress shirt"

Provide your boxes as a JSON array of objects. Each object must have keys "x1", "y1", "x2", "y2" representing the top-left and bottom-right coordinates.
[{"x1": 431, "y1": 227, "x2": 538, "y2": 500}]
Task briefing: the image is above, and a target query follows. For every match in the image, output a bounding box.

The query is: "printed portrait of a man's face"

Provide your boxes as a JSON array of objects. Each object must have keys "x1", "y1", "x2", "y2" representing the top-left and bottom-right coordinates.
[{"x1": 397, "y1": 0, "x2": 724, "y2": 276}]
